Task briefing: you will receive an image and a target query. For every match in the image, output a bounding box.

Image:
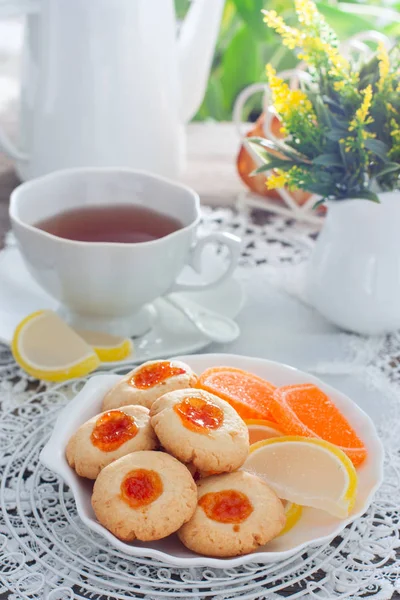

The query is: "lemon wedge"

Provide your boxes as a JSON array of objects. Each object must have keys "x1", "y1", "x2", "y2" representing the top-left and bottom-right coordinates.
[
  {"x1": 279, "y1": 501, "x2": 303, "y2": 537},
  {"x1": 244, "y1": 436, "x2": 358, "y2": 519},
  {"x1": 12, "y1": 310, "x2": 100, "y2": 382},
  {"x1": 75, "y1": 329, "x2": 133, "y2": 362},
  {"x1": 244, "y1": 418, "x2": 284, "y2": 444}
]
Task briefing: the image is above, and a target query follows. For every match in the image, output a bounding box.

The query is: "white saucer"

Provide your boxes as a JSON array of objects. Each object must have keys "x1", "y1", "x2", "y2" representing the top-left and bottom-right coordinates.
[{"x1": 0, "y1": 246, "x2": 244, "y2": 365}]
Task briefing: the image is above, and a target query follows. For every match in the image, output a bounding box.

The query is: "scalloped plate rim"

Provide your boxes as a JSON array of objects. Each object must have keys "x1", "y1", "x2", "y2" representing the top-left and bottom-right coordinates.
[{"x1": 40, "y1": 353, "x2": 384, "y2": 568}]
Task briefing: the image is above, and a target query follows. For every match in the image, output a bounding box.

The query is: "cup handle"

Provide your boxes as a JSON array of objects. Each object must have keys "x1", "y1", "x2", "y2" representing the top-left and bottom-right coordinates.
[{"x1": 168, "y1": 232, "x2": 242, "y2": 294}]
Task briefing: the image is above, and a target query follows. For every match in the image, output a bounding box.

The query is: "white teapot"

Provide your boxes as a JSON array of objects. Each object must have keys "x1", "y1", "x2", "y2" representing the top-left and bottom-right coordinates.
[{"x1": 0, "y1": 0, "x2": 224, "y2": 180}]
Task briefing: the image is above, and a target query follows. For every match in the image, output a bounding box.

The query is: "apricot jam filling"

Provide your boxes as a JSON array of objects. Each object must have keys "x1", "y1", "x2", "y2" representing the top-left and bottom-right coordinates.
[
  {"x1": 91, "y1": 410, "x2": 138, "y2": 452},
  {"x1": 174, "y1": 396, "x2": 224, "y2": 434},
  {"x1": 199, "y1": 490, "x2": 253, "y2": 524},
  {"x1": 131, "y1": 361, "x2": 186, "y2": 389},
  {"x1": 120, "y1": 469, "x2": 163, "y2": 509}
]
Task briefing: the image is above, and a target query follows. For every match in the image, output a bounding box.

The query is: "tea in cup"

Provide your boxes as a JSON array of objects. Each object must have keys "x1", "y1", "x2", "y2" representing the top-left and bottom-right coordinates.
[{"x1": 9, "y1": 168, "x2": 241, "y2": 336}]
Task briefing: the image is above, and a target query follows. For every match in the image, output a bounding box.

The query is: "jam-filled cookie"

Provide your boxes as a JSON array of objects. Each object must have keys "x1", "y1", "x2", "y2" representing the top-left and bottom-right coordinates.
[
  {"x1": 66, "y1": 405, "x2": 157, "y2": 479},
  {"x1": 150, "y1": 388, "x2": 249, "y2": 474},
  {"x1": 178, "y1": 471, "x2": 285, "y2": 557},
  {"x1": 102, "y1": 360, "x2": 197, "y2": 411},
  {"x1": 92, "y1": 451, "x2": 197, "y2": 542}
]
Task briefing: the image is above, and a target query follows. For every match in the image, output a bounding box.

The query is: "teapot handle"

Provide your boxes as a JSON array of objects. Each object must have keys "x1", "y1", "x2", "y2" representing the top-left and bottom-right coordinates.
[{"x1": 0, "y1": 0, "x2": 40, "y2": 161}]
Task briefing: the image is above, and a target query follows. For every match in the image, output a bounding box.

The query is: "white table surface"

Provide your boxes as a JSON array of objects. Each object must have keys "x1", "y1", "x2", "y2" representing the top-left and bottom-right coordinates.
[{"x1": 0, "y1": 17, "x2": 399, "y2": 600}]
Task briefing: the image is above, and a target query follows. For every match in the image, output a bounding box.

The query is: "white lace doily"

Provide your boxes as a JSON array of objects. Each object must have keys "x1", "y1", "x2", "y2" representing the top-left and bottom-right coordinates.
[{"x1": 1, "y1": 207, "x2": 400, "y2": 600}]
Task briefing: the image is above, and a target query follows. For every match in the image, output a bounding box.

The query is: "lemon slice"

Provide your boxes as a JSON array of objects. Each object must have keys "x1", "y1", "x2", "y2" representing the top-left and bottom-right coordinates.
[
  {"x1": 75, "y1": 329, "x2": 133, "y2": 362},
  {"x1": 279, "y1": 501, "x2": 303, "y2": 537},
  {"x1": 244, "y1": 418, "x2": 284, "y2": 444},
  {"x1": 244, "y1": 436, "x2": 358, "y2": 518},
  {"x1": 12, "y1": 310, "x2": 100, "y2": 382}
]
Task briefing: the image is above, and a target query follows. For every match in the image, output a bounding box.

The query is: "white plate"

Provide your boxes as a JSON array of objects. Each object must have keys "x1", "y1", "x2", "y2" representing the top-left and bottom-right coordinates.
[
  {"x1": 0, "y1": 246, "x2": 244, "y2": 364},
  {"x1": 40, "y1": 353, "x2": 384, "y2": 568}
]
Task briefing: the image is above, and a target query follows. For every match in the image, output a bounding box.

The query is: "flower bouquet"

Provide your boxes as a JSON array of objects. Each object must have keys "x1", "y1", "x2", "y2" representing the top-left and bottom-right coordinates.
[
  {"x1": 248, "y1": 0, "x2": 400, "y2": 205},
  {"x1": 247, "y1": 1, "x2": 400, "y2": 335}
]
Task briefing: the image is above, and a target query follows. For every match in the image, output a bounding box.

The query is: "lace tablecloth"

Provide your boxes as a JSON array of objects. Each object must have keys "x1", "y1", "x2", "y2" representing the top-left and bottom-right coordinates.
[{"x1": 1, "y1": 207, "x2": 400, "y2": 600}]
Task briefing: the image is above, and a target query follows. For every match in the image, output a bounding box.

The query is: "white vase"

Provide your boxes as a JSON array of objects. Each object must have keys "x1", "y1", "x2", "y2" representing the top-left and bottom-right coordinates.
[{"x1": 308, "y1": 191, "x2": 400, "y2": 335}]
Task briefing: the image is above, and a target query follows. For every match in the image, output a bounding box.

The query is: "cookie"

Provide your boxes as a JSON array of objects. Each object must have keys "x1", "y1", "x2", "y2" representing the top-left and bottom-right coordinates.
[
  {"x1": 66, "y1": 405, "x2": 157, "y2": 479},
  {"x1": 150, "y1": 388, "x2": 249, "y2": 473},
  {"x1": 186, "y1": 463, "x2": 219, "y2": 481},
  {"x1": 178, "y1": 471, "x2": 285, "y2": 557},
  {"x1": 102, "y1": 360, "x2": 197, "y2": 411},
  {"x1": 92, "y1": 450, "x2": 197, "y2": 541}
]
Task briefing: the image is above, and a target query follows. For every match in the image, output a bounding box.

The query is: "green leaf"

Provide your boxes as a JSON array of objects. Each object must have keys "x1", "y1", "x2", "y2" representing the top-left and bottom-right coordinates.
[
  {"x1": 174, "y1": 0, "x2": 190, "y2": 19},
  {"x1": 246, "y1": 140, "x2": 294, "y2": 171},
  {"x1": 248, "y1": 137, "x2": 279, "y2": 152},
  {"x1": 217, "y1": 1, "x2": 242, "y2": 51},
  {"x1": 313, "y1": 198, "x2": 326, "y2": 209},
  {"x1": 246, "y1": 143, "x2": 274, "y2": 165},
  {"x1": 383, "y1": 21, "x2": 400, "y2": 38},
  {"x1": 313, "y1": 96, "x2": 332, "y2": 128},
  {"x1": 231, "y1": 0, "x2": 267, "y2": 39},
  {"x1": 317, "y1": 171, "x2": 335, "y2": 184},
  {"x1": 322, "y1": 97, "x2": 346, "y2": 115},
  {"x1": 347, "y1": 191, "x2": 381, "y2": 203},
  {"x1": 306, "y1": 182, "x2": 335, "y2": 196},
  {"x1": 364, "y1": 138, "x2": 390, "y2": 161},
  {"x1": 267, "y1": 42, "x2": 297, "y2": 72},
  {"x1": 313, "y1": 154, "x2": 343, "y2": 168},
  {"x1": 375, "y1": 162, "x2": 400, "y2": 178},
  {"x1": 326, "y1": 130, "x2": 345, "y2": 142},
  {"x1": 316, "y1": 3, "x2": 375, "y2": 40},
  {"x1": 220, "y1": 25, "x2": 264, "y2": 114},
  {"x1": 329, "y1": 114, "x2": 350, "y2": 131},
  {"x1": 250, "y1": 136, "x2": 311, "y2": 164},
  {"x1": 359, "y1": 56, "x2": 380, "y2": 81},
  {"x1": 194, "y1": 77, "x2": 227, "y2": 121},
  {"x1": 251, "y1": 159, "x2": 295, "y2": 174}
]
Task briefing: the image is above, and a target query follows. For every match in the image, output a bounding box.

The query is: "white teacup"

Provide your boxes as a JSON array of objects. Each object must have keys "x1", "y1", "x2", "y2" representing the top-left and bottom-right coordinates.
[{"x1": 9, "y1": 168, "x2": 241, "y2": 336}]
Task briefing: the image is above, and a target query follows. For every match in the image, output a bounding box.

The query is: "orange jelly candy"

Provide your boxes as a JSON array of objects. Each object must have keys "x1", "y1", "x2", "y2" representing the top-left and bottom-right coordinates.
[
  {"x1": 91, "y1": 410, "x2": 138, "y2": 452},
  {"x1": 120, "y1": 468, "x2": 163, "y2": 509},
  {"x1": 131, "y1": 361, "x2": 186, "y2": 389},
  {"x1": 199, "y1": 490, "x2": 253, "y2": 524},
  {"x1": 270, "y1": 383, "x2": 367, "y2": 467},
  {"x1": 174, "y1": 396, "x2": 224, "y2": 434},
  {"x1": 197, "y1": 367, "x2": 276, "y2": 422}
]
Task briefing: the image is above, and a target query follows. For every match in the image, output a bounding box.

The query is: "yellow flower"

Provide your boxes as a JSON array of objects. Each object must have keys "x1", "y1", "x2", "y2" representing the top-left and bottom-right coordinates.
[
  {"x1": 349, "y1": 85, "x2": 373, "y2": 131},
  {"x1": 389, "y1": 119, "x2": 400, "y2": 159},
  {"x1": 324, "y1": 44, "x2": 349, "y2": 75},
  {"x1": 263, "y1": 8, "x2": 348, "y2": 77},
  {"x1": 262, "y1": 10, "x2": 303, "y2": 50},
  {"x1": 295, "y1": 0, "x2": 319, "y2": 26},
  {"x1": 266, "y1": 64, "x2": 314, "y2": 124},
  {"x1": 296, "y1": 0, "x2": 348, "y2": 76},
  {"x1": 341, "y1": 138, "x2": 352, "y2": 152},
  {"x1": 390, "y1": 119, "x2": 400, "y2": 141},
  {"x1": 377, "y1": 42, "x2": 390, "y2": 92},
  {"x1": 266, "y1": 169, "x2": 289, "y2": 190},
  {"x1": 361, "y1": 130, "x2": 375, "y2": 141},
  {"x1": 334, "y1": 80, "x2": 346, "y2": 92}
]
